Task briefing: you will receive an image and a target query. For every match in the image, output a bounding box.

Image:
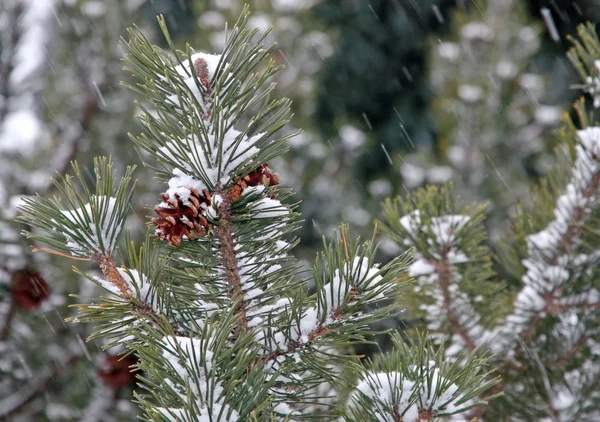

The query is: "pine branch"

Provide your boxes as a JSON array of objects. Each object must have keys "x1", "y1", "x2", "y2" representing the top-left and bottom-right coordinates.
[
  {"x1": 494, "y1": 117, "x2": 600, "y2": 356},
  {"x1": 378, "y1": 186, "x2": 493, "y2": 358}
]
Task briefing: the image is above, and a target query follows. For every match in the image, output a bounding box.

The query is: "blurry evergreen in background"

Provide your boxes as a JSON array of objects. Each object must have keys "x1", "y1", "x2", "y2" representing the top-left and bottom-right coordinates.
[{"x1": 313, "y1": 0, "x2": 456, "y2": 187}]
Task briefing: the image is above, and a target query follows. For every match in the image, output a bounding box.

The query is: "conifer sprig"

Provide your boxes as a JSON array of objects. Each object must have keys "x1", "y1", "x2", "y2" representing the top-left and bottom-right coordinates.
[{"x1": 17, "y1": 7, "x2": 497, "y2": 420}]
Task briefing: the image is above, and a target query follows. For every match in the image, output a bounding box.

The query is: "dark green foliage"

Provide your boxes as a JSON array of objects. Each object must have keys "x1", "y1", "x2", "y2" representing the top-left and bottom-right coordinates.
[{"x1": 312, "y1": 0, "x2": 456, "y2": 183}]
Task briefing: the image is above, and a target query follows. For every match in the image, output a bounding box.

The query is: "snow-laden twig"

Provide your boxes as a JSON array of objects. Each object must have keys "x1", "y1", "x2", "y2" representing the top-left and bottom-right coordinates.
[
  {"x1": 400, "y1": 211, "x2": 486, "y2": 356},
  {"x1": 493, "y1": 127, "x2": 600, "y2": 355}
]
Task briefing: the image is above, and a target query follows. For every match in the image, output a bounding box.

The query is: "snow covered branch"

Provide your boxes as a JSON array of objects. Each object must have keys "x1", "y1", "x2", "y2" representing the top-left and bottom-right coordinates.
[
  {"x1": 346, "y1": 334, "x2": 499, "y2": 422},
  {"x1": 494, "y1": 126, "x2": 600, "y2": 355},
  {"x1": 382, "y1": 200, "x2": 489, "y2": 359}
]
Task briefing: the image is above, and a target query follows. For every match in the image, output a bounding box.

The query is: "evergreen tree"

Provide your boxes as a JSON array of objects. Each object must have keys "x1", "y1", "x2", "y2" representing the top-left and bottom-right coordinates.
[
  {"x1": 18, "y1": 8, "x2": 496, "y2": 420},
  {"x1": 379, "y1": 23, "x2": 600, "y2": 421}
]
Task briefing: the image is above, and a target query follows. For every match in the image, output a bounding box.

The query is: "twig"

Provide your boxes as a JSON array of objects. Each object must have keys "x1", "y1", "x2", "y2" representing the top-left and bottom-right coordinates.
[
  {"x1": 32, "y1": 246, "x2": 92, "y2": 261},
  {"x1": 433, "y1": 250, "x2": 476, "y2": 352},
  {"x1": 548, "y1": 336, "x2": 588, "y2": 371}
]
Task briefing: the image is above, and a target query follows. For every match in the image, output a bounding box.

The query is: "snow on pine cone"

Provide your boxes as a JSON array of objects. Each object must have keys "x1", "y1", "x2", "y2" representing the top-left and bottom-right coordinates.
[
  {"x1": 153, "y1": 163, "x2": 279, "y2": 246},
  {"x1": 228, "y1": 163, "x2": 280, "y2": 201}
]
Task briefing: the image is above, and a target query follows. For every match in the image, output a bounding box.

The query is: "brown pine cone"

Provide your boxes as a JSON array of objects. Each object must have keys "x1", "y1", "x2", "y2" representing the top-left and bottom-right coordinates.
[
  {"x1": 154, "y1": 164, "x2": 281, "y2": 244},
  {"x1": 11, "y1": 270, "x2": 50, "y2": 310},
  {"x1": 153, "y1": 187, "x2": 212, "y2": 246},
  {"x1": 229, "y1": 163, "x2": 280, "y2": 201},
  {"x1": 98, "y1": 354, "x2": 137, "y2": 389}
]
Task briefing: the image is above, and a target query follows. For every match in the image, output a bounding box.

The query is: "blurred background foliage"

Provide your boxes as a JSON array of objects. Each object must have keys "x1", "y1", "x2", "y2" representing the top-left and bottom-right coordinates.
[{"x1": 1, "y1": 0, "x2": 599, "y2": 419}]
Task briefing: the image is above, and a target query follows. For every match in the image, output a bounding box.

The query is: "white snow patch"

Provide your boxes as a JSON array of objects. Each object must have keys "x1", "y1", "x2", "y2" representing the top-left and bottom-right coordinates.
[
  {"x1": 59, "y1": 196, "x2": 121, "y2": 257},
  {"x1": 252, "y1": 198, "x2": 288, "y2": 219}
]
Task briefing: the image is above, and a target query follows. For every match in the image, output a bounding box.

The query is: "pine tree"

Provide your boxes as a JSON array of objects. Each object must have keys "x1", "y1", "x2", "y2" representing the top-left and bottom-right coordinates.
[
  {"x1": 18, "y1": 8, "x2": 497, "y2": 420},
  {"x1": 379, "y1": 23, "x2": 600, "y2": 421}
]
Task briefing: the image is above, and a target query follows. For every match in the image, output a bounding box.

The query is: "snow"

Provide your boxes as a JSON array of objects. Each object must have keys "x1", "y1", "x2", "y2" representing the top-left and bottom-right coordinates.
[
  {"x1": 339, "y1": 125, "x2": 366, "y2": 150},
  {"x1": 160, "y1": 169, "x2": 206, "y2": 207},
  {"x1": 520, "y1": 73, "x2": 544, "y2": 94},
  {"x1": 252, "y1": 198, "x2": 288, "y2": 218},
  {"x1": 59, "y1": 196, "x2": 121, "y2": 257},
  {"x1": 241, "y1": 185, "x2": 265, "y2": 197},
  {"x1": 94, "y1": 269, "x2": 161, "y2": 311},
  {"x1": 408, "y1": 259, "x2": 436, "y2": 278},
  {"x1": 400, "y1": 163, "x2": 426, "y2": 188},
  {"x1": 398, "y1": 211, "x2": 484, "y2": 355},
  {"x1": 198, "y1": 11, "x2": 226, "y2": 29},
  {"x1": 81, "y1": 1, "x2": 106, "y2": 18},
  {"x1": 368, "y1": 179, "x2": 392, "y2": 197},
  {"x1": 457, "y1": 84, "x2": 483, "y2": 103},
  {"x1": 496, "y1": 61, "x2": 517, "y2": 79},
  {"x1": 10, "y1": 0, "x2": 55, "y2": 85},
  {"x1": 321, "y1": 257, "x2": 384, "y2": 319},
  {"x1": 173, "y1": 52, "x2": 222, "y2": 81},
  {"x1": 427, "y1": 166, "x2": 453, "y2": 184},
  {"x1": 399, "y1": 210, "x2": 421, "y2": 237},
  {"x1": 577, "y1": 126, "x2": 600, "y2": 154},
  {"x1": 429, "y1": 215, "x2": 470, "y2": 246},
  {"x1": 535, "y1": 106, "x2": 562, "y2": 126},
  {"x1": 349, "y1": 365, "x2": 467, "y2": 421},
  {"x1": 493, "y1": 125, "x2": 600, "y2": 354},
  {"x1": 158, "y1": 129, "x2": 263, "y2": 188},
  {"x1": 205, "y1": 194, "x2": 222, "y2": 219},
  {"x1": 158, "y1": 335, "x2": 239, "y2": 421},
  {"x1": 272, "y1": 0, "x2": 310, "y2": 12},
  {"x1": 154, "y1": 407, "x2": 186, "y2": 421},
  {"x1": 585, "y1": 61, "x2": 600, "y2": 108},
  {"x1": 438, "y1": 42, "x2": 460, "y2": 61},
  {"x1": 0, "y1": 110, "x2": 44, "y2": 154},
  {"x1": 461, "y1": 22, "x2": 494, "y2": 42}
]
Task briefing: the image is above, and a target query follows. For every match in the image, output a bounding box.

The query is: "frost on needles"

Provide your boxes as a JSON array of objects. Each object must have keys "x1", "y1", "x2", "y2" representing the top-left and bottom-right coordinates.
[{"x1": 18, "y1": 8, "x2": 497, "y2": 421}]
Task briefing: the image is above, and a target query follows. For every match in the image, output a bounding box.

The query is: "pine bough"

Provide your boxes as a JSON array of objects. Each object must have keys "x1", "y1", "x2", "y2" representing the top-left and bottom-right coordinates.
[
  {"x1": 380, "y1": 23, "x2": 600, "y2": 421},
  {"x1": 18, "y1": 8, "x2": 497, "y2": 422}
]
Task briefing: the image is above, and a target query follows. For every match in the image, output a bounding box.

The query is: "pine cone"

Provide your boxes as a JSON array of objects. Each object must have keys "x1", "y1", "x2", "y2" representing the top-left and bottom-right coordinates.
[
  {"x1": 153, "y1": 188, "x2": 212, "y2": 246},
  {"x1": 11, "y1": 270, "x2": 50, "y2": 310},
  {"x1": 98, "y1": 354, "x2": 137, "y2": 389},
  {"x1": 194, "y1": 57, "x2": 210, "y2": 89},
  {"x1": 229, "y1": 163, "x2": 280, "y2": 201},
  {"x1": 154, "y1": 164, "x2": 280, "y2": 244}
]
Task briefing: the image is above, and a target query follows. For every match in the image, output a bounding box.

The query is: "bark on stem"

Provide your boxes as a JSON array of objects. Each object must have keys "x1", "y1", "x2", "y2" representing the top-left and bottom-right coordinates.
[
  {"x1": 434, "y1": 249, "x2": 476, "y2": 352},
  {"x1": 213, "y1": 188, "x2": 248, "y2": 334}
]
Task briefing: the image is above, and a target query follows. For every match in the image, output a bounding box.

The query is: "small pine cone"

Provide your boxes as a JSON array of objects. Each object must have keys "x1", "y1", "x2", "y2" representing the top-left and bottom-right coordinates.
[
  {"x1": 153, "y1": 188, "x2": 212, "y2": 246},
  {"x1": 98, "y1": 354, "x2": 137, "y2": 389},
  {"x1": 244, "y1": 163, "x2": 280, "y2": 187},
  {"x1": 229, "y1": 163, "x2": 280, "y2": 202},
  {"x1": 194, "y1": 57, "x2": 210, "y2": 89},
  {"x1": 11, "y1": 270, "x2": 50, "y2": 310}
]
